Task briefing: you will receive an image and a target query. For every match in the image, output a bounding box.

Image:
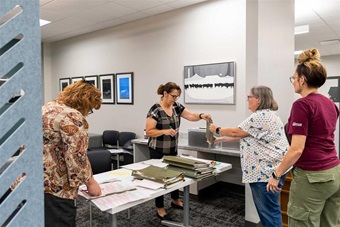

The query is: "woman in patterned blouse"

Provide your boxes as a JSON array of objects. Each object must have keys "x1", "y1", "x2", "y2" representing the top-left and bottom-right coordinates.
[
  {"x1": 146, "y1": 82, "x2": 211, "y2": 220},
  {"x1": 43, "y1": 79, "x2": 102, "y2": 226},
  {"x1": 209, "y1": 85, "x2": 289, "y2": 227}
]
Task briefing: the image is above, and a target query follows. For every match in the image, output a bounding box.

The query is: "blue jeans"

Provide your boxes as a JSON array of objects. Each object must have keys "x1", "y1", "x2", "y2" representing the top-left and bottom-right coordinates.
[{"x1": 249, "y1": 174, "x2": 287, "y2": 227}]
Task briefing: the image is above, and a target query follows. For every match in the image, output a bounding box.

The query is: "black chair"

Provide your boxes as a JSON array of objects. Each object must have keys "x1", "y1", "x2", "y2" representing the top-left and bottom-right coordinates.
[
  {"x1": 87, "y1": 150, "x2": 112, "y2": 174},
  {"x1": 118, "y1": 132, "x2": 136, "y2": 149},
  {"x1": 118, "y1": 132, "x2": 136, "y2": 165},
  {"x1": 103, "y1": 130, "x2": 120, "y2": 148},
  {"x1": 89, "y1": 130, "x2": 119, "y2": 150}
]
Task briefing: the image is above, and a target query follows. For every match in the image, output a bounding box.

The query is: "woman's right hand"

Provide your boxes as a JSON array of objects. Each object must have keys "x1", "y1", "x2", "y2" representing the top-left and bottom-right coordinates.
[
  {"x1": 86, "y1": 177, "x2": 102, "y2": 196},
  {"x1": 164, "y1": 128, "x2": 177, "y2": 137}
]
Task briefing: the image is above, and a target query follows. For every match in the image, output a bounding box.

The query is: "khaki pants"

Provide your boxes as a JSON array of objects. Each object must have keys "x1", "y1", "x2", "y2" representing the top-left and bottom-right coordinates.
[{"x1": 288, "y1": 164, "x2": 340, "y2": 227}]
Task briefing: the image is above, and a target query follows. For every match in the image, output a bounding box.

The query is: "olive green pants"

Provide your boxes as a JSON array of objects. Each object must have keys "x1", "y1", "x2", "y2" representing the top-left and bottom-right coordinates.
[{"x1": 288, "y1": 164, "x2": 340, "y2": 227}]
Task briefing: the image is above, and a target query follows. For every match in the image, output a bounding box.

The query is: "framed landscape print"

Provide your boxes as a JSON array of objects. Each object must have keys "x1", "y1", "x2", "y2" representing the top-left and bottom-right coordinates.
[
  {"x1": 99, "y1": 74, "x2": 115, "y2": 104},
  {"x1": 116, "y1": 72, "x2": 133, "y2": 104},
  {"x1": 59, "y1": 78, "x2": 70, "y2": 91},
  {"x1": 85, "y1": 75, "x2": 98, "y2": 87},
  {"x1": 184, "y1": 61, "x2": 236, "y2": 104}
]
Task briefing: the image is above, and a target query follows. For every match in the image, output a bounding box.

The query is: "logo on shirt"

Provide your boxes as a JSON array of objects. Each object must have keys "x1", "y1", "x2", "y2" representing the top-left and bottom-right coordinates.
[{"x1": 292, "y1": 122, "x2": 302, "y2": 127}]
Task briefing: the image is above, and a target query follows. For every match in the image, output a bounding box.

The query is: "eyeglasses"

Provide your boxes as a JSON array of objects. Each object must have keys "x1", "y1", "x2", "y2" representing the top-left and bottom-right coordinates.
[
  {"x1": 289, "y1": 76, "x2": 298, "y2": 83},
  {"x1": 169, "y1": 93, "x2": 180, "y2": 100},
  {"x1": 247, "y1": 95, "x2": 255, "y2": 100}
]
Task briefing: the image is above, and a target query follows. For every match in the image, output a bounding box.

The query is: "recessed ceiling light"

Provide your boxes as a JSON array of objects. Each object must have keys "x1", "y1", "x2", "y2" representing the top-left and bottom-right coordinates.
[
  {"x1": 40, "y1": 19, "x2": 51, "y2": 27},
  {"x1": 294, "y1": 25, "x2": 309, "y2": 35},
  {"x1": 317, "y1": 39, "x2": 340, "y2": 45}
]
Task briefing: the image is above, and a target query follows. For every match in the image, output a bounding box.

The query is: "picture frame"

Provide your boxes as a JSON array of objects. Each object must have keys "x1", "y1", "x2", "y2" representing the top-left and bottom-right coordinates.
[
  {"x1": 184, "y1": 61, "x2": 236, "y2": 104},
  {"x1": 85, "y1": 75, "x2": 98, "y2": 87},
  {"x1": 59, "y1": 78, "x2": 70, "y2": 91},
  {"x1": 99, "y1": 74, "x2": 115, "y2": 104},
  {"x1": 116, "y1": 72, "x2": 134, "y2": 104},
  {"x1": 71, "y1": 77, "x2": 83, "y2": 84}
]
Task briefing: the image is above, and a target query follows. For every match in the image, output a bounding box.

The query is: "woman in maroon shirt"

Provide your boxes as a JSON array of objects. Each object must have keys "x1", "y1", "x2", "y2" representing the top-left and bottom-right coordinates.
[{"x1": 267, "y1": 48, "x2": 340, "y2": 227}]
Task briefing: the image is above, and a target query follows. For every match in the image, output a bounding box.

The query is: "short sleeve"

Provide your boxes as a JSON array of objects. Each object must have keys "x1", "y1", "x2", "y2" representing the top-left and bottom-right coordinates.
[
  {"x1": 147, "y1": 104, "x2": 160, "y2": 122},
  {"x1": 288, "y1": 100, "x2": 309, "y2": 136},
  {"x1": 238, "y1": 111, "x2": 270, "y2": 139}
]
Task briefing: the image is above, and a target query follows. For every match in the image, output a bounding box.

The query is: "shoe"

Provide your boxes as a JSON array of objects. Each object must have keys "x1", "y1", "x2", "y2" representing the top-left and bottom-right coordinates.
[
  {"x1": 171, "y1": 202, "x2": 183, "y2": 210},
  {"x1": 156, "y1": 212, "x2": 171, "y2": 220}
]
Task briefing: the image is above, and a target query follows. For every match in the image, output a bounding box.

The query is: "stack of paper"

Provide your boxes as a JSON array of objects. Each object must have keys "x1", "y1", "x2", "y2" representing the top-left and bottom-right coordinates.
[
  {"x1": 131, "y1": 165, "x2": 184, "y2": 187},
  {"x1": 79, "y1": 181, "x2": 135, "y2": 200},
  {"x1": 163, "y1": 156, "x2": 215, "y2": 179}
]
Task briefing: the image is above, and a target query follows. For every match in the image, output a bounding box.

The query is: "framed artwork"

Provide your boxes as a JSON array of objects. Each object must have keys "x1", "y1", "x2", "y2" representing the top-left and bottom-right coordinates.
[
  {"x1": 59, "y1": 78, "x2": 70, "y2": 91},
  {"x1": 184, "y1": 61, "x2": 236, "y2": 104},
  {"x1": 85, "y1": 75, "x2": 98, "y2": 87},
  {"x1": 318, "y1": 76, "x2": 340, "y2": 157},
  {"x1": 71, "y1": 77, "x2": 83, "y2": 84},
  {"x1": 99, "y1": 74, "x2": 115, "y2": 104},
  {"x1": 116, "y1": 72, "x2": 134, "y2": 104}
]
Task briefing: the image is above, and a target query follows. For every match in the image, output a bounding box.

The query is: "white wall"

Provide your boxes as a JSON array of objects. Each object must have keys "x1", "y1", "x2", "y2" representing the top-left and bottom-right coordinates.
[{"x1": 43, "y1": 0, "x2": 249, "y2": 137}]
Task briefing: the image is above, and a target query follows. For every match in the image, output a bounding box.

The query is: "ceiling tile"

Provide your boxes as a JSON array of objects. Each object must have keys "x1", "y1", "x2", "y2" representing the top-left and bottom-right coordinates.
[
  {"x1": 75, "y1": 2, "x2": 136, "y2": 24},
  {"x1": 142, "y1": 4, "x2": 175, "y2": 15},
  {"x1": 114, "y1": 0, "x2": 164, "y2": 11}
]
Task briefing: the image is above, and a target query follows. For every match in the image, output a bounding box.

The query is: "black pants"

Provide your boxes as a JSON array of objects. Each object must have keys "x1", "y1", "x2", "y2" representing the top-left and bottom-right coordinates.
[
  {"x1": 44, "y1": 193, "x2": 76, "y2": 227},
  {"x1": 149, "y1": 147, "x2": 179, "y2": 208}
]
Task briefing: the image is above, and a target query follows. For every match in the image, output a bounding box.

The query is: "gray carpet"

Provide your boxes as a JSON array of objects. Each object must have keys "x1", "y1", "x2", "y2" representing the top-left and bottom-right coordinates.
[{"x1": 76, "y1": 182, "x2": 245, "y2": 227}]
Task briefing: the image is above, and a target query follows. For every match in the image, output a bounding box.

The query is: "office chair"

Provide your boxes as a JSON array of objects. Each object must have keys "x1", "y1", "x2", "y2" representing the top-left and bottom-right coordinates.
[
  {"x1": 89, "y1": 130, "x2": 119, "y2": 150},
  {"x1": 87, "y1": 150, "x2": 112, "y2": 174},
  {"x1": 118, "y1": 131, "x2": 136, "y2": 148},
  {"x1": 118, "y1": 132, "x2": 136, "y2": 165},
  {"x1": 103, "y1": 130, "x2": 120, "y2": 148}
]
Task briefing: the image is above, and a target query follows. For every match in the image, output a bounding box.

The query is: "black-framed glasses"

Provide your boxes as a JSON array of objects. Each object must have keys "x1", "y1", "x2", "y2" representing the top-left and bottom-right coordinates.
[
  {"x1": 169, "y1": 93, "x2": 180, "y2": 100},
  {"x1": 289, "y1": 76, "x2": 297, "y2": 83},
  {"x1": 247, "y1": 95, "x2": 255, "y2": 100}
]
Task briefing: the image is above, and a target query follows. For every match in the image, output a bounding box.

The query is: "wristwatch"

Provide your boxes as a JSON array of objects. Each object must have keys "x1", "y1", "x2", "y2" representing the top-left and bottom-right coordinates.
[
  {"x1": 272, "y1": 171, "x2": 280, "y2": 180},
  {"x1": 216, "y1": 127, "x2": 221, "y2": 134}
]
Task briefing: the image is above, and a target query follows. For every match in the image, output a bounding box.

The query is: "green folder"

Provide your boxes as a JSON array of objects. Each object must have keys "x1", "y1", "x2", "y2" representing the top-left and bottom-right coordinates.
[
  {"x1": 131, "y1": 165, "x2": 184, "y2": 186},
  {"x1": 167, "y1": 165, "x2": 214, "y2": 179},
  {"x1": 163, "y1": 156, "x2": 209, "y2": 169}
]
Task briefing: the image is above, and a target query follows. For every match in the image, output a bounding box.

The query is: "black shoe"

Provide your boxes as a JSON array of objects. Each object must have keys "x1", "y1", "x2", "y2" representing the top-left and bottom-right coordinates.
[
  {"x1": 156, "y1": 212, "x2": 171, "y2": 220},
  {"x1": 171, "y1": 202, "x2": 183, "y2": 210}
]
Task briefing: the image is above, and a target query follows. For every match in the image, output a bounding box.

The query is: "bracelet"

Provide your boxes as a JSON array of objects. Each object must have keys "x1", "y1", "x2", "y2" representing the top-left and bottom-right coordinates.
[
  {"x1": 216, "y1": 127, "x2": 221, "y2": 134},
  {"x1": 199, "y1": 113, "x2": 204, "y2": 119},
  {"x1": 272, "y1": 171, "x2": 280, "y2": 180}
]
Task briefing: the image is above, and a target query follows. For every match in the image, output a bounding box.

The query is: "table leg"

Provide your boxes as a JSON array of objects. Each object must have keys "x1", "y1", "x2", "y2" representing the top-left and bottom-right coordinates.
[
  {"x1": 109, "y1": 213, "x2": 118, "y2": 227},
  {"x1": 89, "y1": 203, "x2": 92, "y2": 227},
  {"x1": 183, "y1": 185, "x2": 190, "y2": 226},
  {"x1": 161, "y1": 185, "x2": 191, "y2": 227}
]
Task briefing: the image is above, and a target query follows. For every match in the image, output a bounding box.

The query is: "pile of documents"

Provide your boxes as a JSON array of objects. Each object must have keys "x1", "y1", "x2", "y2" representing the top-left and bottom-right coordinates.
[
  {"x1": 163, "y1": 156, "x2": 215, "y2": 179},
  {"x1": 131, "y1": 165, "x2": 185, "y2": 187}
]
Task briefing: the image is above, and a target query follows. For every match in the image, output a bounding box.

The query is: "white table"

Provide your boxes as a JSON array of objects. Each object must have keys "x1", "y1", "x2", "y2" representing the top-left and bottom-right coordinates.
[
  {"x1": 82, "y1": 168, "x2": 195, "y2": 227},
  {"x1": 82, "y1": 158, "x2": 232, "y2": 227}
]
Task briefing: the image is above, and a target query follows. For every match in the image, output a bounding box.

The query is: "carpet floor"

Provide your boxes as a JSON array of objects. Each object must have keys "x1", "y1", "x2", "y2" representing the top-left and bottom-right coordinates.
[{"x1": 76, "y1": 182, "x2": 245, "y2": 227}]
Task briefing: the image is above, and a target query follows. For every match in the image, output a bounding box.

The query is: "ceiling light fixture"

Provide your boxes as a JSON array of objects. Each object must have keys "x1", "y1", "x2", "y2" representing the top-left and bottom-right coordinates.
[
  {"x1": 317, "y1": 39, "x2": 340, "y2": 46},
  {"x1": 294, "y1": 25, "x2": 309, "y2": 35},
  {"x1": 39, "y1": 19, "x2": 51, "y2": 27}
]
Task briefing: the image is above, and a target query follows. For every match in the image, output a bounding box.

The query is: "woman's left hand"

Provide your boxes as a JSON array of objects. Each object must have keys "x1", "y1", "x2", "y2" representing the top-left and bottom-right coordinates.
[{"x1": 266, "y1": 177, "x2": 280, "y2": 193}]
